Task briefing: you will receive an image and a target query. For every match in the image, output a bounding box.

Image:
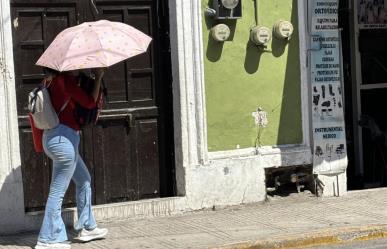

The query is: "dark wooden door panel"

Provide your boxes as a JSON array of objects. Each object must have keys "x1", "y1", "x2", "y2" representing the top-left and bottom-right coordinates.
[
  {"x1": 12, "y1": 6, "x2": 77, "y2": 115},
  {"x1": 136, "y1": 119, "x2": 160, "y2": 199},
  {"x1": 97, "y1": 2, "x2": 155, "y2": 109},
  {"x1": 12, "y1": 0, "x2": 174, "y2": 211},
  {"x1": 126, "y1": 8, "x2": 153, "y2": 70},
  {"x1": 131, "y1": 71, "x2": 154, "y2": 103},
  {"x1": 92, "y1": 119, "x2": 138, "y2": 203},
  {"x1": 19, "y1": 128, "x2": 50, "y2": 211},
  {"x1": 12, "y1": 3, "x2": 80, "y2": 210},
  {"x1": 89, "y1": 0, "x2": 161, "y2": 204}
]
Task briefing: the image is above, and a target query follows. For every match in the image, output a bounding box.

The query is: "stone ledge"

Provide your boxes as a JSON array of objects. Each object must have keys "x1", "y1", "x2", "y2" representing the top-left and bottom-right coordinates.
[{"x1": 24, "y1": 196, "x2": 188, "y2": 232}]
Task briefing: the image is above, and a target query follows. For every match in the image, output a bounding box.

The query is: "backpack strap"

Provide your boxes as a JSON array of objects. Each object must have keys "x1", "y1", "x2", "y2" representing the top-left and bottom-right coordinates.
[
  {"x1": 43, "y1": 77, "x2": 53, "y2": 88},
  {"x1": 57, "y1": 98, "x2": 70, "y2": 116},
  {"x1": 44, "y1": 75, "x2": 71, "y2": 116}
]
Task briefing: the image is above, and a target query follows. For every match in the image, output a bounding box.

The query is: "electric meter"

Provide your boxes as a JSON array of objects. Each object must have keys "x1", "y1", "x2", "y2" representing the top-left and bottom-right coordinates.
[
  {"x1": 250, "y1": 26, "x2": 272, "y2": 46},
  {"x1": 221, "y1": 0, "x2": 239, "y2": 9},
  {"x1": 211, "y1": 0, "x2": 242, "y2": 19},
  {"x1": 211, "y1": 24, "x2": 231, "y2": 42},
  {"x1": 273, "y1": 20, "x2": 294, "y2": 39}
]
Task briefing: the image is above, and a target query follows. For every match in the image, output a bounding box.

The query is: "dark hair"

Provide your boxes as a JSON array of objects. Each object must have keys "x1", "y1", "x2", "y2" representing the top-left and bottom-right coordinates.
[{"x1": 43, "y1": 67, "x2": 59, "y2": 76}]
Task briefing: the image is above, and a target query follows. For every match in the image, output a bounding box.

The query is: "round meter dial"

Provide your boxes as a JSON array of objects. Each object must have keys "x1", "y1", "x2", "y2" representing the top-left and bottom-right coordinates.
[
  {"x1": 250, "y1": 26, "x2": 272, "y2": 45},
  {"x1": 273, "y1": 20, "x2": 294, "y2": 39},
  {"x1": 221, "y1": 0, "x2": 239, "y2": 9},
  {"x1": 211, "y1": 24, "x2": 231, "y2": 42}
]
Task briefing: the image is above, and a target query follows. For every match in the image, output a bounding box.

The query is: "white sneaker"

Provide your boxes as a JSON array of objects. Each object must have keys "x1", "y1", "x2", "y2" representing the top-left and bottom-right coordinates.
[
  {"x1": 35, "y1": 241, "x2": 71, "y2": 249},
  {"x1": 76, "y1": 227, "x2": 108, "y2": 242}
]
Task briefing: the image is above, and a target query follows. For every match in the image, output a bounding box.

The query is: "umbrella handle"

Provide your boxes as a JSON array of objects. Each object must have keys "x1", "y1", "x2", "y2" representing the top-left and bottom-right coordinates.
[{"x1": 90, "y1": 0, "x2": 99, "y2": 16}]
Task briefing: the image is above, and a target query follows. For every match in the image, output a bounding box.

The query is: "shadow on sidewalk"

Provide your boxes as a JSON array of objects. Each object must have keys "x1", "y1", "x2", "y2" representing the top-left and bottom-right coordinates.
[
  {"x1": 0, "y1": 231, "x2": 37, "y2": 248},
  {"x1": 0, "y1": 229, "x2": 81, "y2": 248}
]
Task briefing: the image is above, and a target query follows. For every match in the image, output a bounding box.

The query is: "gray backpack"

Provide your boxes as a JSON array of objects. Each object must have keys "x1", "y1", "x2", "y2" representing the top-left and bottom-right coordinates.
[{"x1": 28, "y1": 80, "x2": 69, "y2": 130}]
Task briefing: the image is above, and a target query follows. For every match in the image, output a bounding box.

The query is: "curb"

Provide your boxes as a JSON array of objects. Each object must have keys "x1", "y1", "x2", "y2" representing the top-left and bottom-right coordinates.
[{"x1": 215, "y1": 225, "x2": 387, "y2": 249}]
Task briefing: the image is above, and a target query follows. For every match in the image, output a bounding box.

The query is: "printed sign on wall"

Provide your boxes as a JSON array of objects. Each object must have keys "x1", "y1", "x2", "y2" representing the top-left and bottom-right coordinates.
[{"x1": 310, "y1": 0, "x2": 348, "y2": 175}]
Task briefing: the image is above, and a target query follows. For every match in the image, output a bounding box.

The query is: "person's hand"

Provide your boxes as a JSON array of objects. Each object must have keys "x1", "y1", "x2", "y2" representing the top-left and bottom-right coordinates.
[{"x1": 91, "y1": 67, "x2": 106, "y2": 101}]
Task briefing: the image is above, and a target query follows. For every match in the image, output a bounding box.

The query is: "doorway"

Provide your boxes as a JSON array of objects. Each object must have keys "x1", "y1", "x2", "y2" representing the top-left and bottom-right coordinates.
[
  {"x1": 11, "y1": 0, "x2": 175, "y2": 211},
  {"x1": 339, "y1": 0, "x2": 387, "y2": 189}
]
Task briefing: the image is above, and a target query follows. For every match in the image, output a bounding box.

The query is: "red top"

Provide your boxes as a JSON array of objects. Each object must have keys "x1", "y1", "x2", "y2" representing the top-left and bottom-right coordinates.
[
  {"x1": 49, "y1": 73, "x2": 96, "y2": 131},
  {"x1": 29, "y1": 73, "x2": 96, "y2": 152}
]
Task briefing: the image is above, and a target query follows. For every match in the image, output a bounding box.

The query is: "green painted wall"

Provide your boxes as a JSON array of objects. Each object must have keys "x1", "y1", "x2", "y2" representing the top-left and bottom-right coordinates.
[{"x1": 203, "y1": 0, "x2": 303, "y2": 151}]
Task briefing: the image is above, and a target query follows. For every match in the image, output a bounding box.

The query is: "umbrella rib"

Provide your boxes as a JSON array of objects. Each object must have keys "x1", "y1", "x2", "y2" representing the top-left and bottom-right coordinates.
[
  {"x1": 62, "y1": 49, "x2": 132, "y2": 60},
  {"x1": 116, "y1": 28, "x2": 151, "y2": 51},
  {"x1": 60, "y1": 31, "x2": 84, "y2": 71},
  {"x1": 91, "y1": 28, "x2": 108, "y2": 67}
]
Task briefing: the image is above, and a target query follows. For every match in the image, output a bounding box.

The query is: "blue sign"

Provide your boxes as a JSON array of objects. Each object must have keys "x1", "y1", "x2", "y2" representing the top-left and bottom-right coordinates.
[{"x1": 310, "y1": 0, "x2": 348, "y2": 175}]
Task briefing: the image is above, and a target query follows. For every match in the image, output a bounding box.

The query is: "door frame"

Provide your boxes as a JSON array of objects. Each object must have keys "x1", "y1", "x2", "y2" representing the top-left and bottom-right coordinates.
[
  {"x1": 348, "y1": 0, "x2": 387, "y2": 181},
  {"x1": 167, "y1": 0, "x2": 208, "y2": 195},
  {"x1": 0, "y1": 0, "x2": 25, "y2": 232},
  {"x1": 350, "y1": 0, "x2": 364, "y2": 178},
  {"x1": 346, "y1": 0, "x2": 387, "y2": 184}
]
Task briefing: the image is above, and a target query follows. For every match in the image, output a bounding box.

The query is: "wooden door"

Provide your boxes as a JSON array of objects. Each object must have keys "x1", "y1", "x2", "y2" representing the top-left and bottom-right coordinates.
[
  {"x1": 11, "y1": 0, "x2": 82, "y2": 211},
  {"x1": 91, "y1": 0, "x2": 160, "y2": 204},
  {"x1": 11, "y1": 0, "x2": 174, "y2": 211}
]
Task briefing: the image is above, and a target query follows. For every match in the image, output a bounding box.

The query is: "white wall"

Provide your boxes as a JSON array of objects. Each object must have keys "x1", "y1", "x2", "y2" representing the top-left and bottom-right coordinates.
[
  {"x1": 0, "y1": 0, "x2": 25, "y2": 234},
  {"x1": 184, "y1": 146, "x2": 312, "y2": 209}
]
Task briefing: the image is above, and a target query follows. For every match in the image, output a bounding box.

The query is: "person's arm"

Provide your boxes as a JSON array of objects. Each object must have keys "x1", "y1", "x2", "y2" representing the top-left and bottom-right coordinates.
[
  {"x1": 63, "y1": 74, "x2": 96, "y2": 109},
  {"x1": 91, "y1": 68, "x2": 106, "y2": 102}
]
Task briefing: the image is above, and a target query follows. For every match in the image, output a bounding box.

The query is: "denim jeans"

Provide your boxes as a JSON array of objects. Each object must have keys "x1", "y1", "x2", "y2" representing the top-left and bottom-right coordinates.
[{"x1": 38, "y1": 124, "x2": 97, "y2": 243}]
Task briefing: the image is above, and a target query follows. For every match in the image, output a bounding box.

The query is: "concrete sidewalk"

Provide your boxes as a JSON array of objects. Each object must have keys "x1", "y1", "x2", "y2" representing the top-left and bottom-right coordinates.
[{"x1": 1, "y1": 188, "x2": 387, "y2": 249}]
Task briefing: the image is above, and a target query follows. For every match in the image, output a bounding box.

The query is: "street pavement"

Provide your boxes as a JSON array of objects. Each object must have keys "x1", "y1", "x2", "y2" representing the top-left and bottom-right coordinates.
[{"x1": 1, "y1": 188, "x2": 387, "y2": 249}]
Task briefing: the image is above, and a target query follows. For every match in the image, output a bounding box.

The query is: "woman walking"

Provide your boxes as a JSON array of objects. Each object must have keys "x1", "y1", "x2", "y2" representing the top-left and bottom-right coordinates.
[
  {"x1": 31, "y1": 19, "x2": 152, "y2": 249},
  {"x1": 32, "y1": 68, "x2": 108, "y2": 249}
]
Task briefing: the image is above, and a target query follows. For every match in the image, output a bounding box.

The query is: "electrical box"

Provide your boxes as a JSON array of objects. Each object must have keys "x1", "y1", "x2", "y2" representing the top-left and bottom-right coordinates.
[
  {"x1": 211, "y1": 24, "x2": 231, "y2": 42},
  {"x1": 213, "y1": 0, "x2": 242, "y2": 19},
  {"x1": 250, "y1": 26, "x2": 272, "y2": 46},
  {"x1": 273, "y1": 20, "x2": 294, "y2": 40}
]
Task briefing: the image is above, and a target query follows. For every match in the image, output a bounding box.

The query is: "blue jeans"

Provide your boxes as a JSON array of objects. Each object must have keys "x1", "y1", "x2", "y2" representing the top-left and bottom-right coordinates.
[{"x1": 38, "y1": 124, "x2": 97, "y2": 243}]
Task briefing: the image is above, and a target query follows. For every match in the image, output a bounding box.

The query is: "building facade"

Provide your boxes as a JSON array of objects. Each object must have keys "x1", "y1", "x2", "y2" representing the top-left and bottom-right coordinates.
[{"x1": 0, "y1": 0, "x2": 365, "y2": 234}]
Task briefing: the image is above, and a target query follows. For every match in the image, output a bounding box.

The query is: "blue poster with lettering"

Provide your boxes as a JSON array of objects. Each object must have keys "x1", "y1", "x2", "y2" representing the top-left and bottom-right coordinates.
[{"x1": 310, "y1": 0, "x2": 348, "y2": 175}]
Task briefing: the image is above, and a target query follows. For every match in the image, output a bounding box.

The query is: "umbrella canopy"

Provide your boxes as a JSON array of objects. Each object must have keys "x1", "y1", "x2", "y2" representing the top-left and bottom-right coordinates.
[{"x1": 36, "y1": 20, "x2": 152, "y2": 71}]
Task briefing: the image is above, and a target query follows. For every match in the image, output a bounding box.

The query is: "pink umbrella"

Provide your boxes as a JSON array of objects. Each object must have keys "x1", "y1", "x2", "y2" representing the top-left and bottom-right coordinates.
[{"x1": 36, "y1": 20, "x2": 152, "y2": 71}]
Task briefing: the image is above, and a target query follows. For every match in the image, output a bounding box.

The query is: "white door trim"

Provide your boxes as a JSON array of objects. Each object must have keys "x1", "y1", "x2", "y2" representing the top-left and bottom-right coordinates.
[
  {"x1": 168, "y1": 0, "x2": 209, "y2": 194},
  {"x1": 0, "y1": 0, "x2": 25, "y2": 233},
  {"x1": 298, "y1": 0, "x2": 311, "y2": 149}
]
